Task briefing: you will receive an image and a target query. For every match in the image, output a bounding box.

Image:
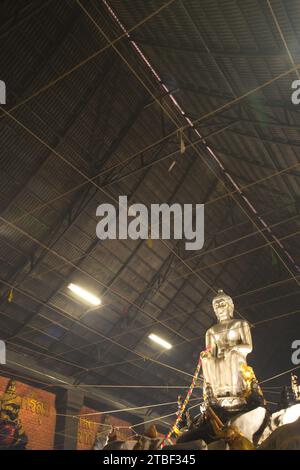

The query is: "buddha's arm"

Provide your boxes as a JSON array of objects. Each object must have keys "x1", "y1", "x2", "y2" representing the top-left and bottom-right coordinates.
[
  {"x1": 237, "y1": 321, "x2": 252, "y2": 354},
  {"x1": 205, "y1": 329, "x2": 217, "y2": 357}
]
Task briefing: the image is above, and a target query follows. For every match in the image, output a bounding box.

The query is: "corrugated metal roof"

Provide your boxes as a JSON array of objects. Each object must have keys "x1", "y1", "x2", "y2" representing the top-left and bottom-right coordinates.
[{"x1": 0, "y1": 0, "x2": 300, "y2": 411}]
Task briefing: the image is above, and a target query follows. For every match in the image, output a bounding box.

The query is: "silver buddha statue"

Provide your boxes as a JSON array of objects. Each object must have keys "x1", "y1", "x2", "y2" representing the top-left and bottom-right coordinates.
[{"x1": 202, "y1": 289, "x2": 252, "y2": 409}]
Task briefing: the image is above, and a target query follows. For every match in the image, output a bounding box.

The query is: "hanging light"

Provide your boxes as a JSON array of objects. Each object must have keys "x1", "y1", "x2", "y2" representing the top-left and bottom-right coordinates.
[
  {"x1": 68, "y1": 283, "x2": 101, "y2": 306},
  {"x1": 148, "y1": 333, "x2": 172, "y2": 350}
]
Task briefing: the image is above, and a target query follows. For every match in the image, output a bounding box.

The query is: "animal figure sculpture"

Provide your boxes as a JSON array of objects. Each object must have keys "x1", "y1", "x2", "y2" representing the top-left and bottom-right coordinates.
[{"x1": 258, "y1": 417, "x2": 300, "y2": 450}]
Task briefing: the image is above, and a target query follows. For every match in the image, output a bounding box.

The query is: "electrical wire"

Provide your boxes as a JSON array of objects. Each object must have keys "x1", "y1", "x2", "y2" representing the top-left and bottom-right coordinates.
[
  {"x1": 72, "y1": 385, "x2": 200, "y2": 389},
  {"x1": 235, "y1": 274, "x2": 300, "y2": 300},
  {"x1": 2, "y1": 358, "x2": 197, "y2": 427},
  {"x1": 130, "y1": 411, "x2": 175, "y2": 429},
  {"x1": 79, "y1": 396, "x2": 201, "y2": 418},
  {"x1": 259, "y1": 364, "x2": 300, "y2": 385}
]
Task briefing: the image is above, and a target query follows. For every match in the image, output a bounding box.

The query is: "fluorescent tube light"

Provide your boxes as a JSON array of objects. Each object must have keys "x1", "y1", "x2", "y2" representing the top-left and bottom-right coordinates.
[
  {"x1": 68, "y1": 283, "x2": 101, "y2": 306},
  {"x1": 148, "y1": 333, "x2": 172, "y2": 350}
]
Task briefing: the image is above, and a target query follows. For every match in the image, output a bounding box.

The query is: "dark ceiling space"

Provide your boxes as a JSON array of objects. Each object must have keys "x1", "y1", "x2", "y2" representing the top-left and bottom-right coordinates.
[{"x1": 1, "y1": 0, "x2": 300, "y2": 419}]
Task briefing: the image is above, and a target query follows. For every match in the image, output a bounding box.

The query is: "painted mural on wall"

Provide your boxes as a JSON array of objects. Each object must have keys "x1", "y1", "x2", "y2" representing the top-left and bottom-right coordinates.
[
  {"x1": 77, "y1": 406, "x2": 102, "y2": 450},
  {"x1": 0, "y1": 376, "x2": 56, "y2": 449},
  {"x1": 0, "y1": 380, "x2": 28, "y2": 449}
]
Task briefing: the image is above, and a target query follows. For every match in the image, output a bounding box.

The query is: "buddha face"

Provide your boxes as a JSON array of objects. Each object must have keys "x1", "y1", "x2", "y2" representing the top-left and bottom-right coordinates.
[{"x1": 213, "y1": 294, "x2": 234, "y2": 322}]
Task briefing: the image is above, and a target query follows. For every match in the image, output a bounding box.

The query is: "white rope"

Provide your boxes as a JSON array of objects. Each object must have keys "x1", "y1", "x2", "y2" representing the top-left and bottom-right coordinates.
[{"x1": 259, "y1": 364, "x2": 300, "y2": 385}]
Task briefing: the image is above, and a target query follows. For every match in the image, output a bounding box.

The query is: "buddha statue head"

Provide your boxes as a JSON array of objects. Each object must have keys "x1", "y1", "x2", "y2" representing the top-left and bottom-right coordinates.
[{"x1": 212, "y1": 289, "x2": 234, "y2": 322}]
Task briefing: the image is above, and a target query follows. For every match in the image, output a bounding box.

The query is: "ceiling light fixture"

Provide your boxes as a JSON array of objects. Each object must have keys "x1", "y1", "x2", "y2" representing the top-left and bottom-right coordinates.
[
  {"x1": 148, "y1": 333, "x2": 172, "y2": 350},
  {"x1": 68, "y1": 283, "x2": 101, "y2": 306}
]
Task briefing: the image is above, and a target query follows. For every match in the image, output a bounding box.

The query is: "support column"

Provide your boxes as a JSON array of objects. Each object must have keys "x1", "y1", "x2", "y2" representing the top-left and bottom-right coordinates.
[{"x1": 54, "y1": 389, "x2": 84, "y2": 450}]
